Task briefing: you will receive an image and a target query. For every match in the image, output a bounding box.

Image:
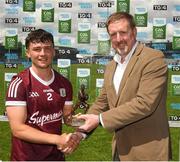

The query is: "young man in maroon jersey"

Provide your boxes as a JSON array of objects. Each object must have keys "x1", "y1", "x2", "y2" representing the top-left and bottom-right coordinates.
[{"x1": 5, "y1": 29, "x2": 83, "y2": 161}]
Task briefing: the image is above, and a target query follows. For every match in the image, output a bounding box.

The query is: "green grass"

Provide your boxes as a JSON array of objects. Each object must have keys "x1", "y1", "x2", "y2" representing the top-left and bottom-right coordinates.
[
  {"x1": 0, "y1": 64, "x2": 180, "y2": 161},
  {"x1": 0, "y1": 122, "x2": 179, "y2": 161},
  {"x1": 0, "y1": 122, "x2": 11, "y2": 160}
]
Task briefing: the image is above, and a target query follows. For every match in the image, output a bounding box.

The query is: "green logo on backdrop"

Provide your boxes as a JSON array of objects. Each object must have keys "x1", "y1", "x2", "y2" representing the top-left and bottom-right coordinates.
[
  {"x1": 5, "y1": 35, "x2": 18, "y2": 49},
  {"x1": 77, "y1": 77, "x2": 90, "y2": 90},
  {"x1": 23, "y1": 0, "x2": 36, "y2": 12},
  {"x1": 58, "y1": 68, "x2": 70, "y2": 79},
  {"x1": 96, "y1": 79, "x2": 104, "y2": 97},
  {"x1": 57, "y1": 59, "x2": 71, "y2": 79},
  {"x1": 78, "y1": 30, "x2": 90, "y2": 44},
  {"x1": 4, "y1": 73, "x2": 17, "y2": 95},
  {"x1": 98, "y1": 40, "x2": 110, "y2": 55},
  {"x1": 153, "y1": 25, "x2": 166, "y2": 39},
  {"x1": 59, "y1": 19, "x2": 71, "y2": 33},
  {"x1": 172, "y1": 84, "x2": 180, "y2": 96},
  {"x1": 117, "y1": 0, "x2": 130, "y2": 13},
  {"x1": 135, "y1": 13, "x2": 148, "y2": 27},
  {"x1": 77, "y1": 68, "x2": 90, "y2": 90},
  {"x1": 42, "y1": 8, "x2": 54, "y2": 22},
  {"x1": 172, "y1": 36, "x2": 180, "y2": 50}
]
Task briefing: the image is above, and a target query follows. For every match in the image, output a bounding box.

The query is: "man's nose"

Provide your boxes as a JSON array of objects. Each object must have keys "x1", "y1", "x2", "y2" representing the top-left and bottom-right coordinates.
[{"x1": 116, "y1": 32, "x2": 123, "y2": 42}]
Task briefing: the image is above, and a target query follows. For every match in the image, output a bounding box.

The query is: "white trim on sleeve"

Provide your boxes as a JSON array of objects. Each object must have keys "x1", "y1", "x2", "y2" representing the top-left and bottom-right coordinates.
[
  {"x1": 5, "y1": 101, "x2": 27, "y2": 106},
  {"x1": 65, "y1": 101, "x2": 73, "y2": 105}
]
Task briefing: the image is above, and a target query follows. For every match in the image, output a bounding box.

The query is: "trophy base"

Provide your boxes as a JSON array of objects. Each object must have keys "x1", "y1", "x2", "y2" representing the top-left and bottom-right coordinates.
[{"x1": 71, "y1": 118, "x2": 85, "y2": 127}]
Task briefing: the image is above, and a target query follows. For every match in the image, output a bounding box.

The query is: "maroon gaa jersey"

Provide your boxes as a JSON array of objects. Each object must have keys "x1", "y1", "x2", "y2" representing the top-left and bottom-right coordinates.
[{"x1": 5, "y1": 67, "x2": 73, "y2": 161}]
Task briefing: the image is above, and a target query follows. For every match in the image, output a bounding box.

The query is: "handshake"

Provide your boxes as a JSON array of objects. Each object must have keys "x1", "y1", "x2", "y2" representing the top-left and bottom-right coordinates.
[
  {"x1": 58, "y1": 113, "x2": 100, "y2": 154},
  {"x1": 55, "y1": 113, "x2": 85, "y2": 154},
  {"x1": 56, "y1": 131, "x2": 83, "y2": 154}
]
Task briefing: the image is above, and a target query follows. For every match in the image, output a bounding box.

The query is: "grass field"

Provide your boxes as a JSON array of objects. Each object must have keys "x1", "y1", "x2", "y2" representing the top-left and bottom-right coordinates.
[{"x1": 0, "y1": 63, "x2": 179, "y2": 161}]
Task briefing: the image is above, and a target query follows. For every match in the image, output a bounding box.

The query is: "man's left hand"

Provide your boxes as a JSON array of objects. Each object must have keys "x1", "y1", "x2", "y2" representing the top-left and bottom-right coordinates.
[{"x1": 76, "y1": 114, "x2": 99, "y2": 132}]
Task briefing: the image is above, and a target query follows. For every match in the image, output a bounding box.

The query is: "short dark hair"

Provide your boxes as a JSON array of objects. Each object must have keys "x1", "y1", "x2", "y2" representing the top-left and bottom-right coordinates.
[
  {"x1": 25, "y1": 29, "x2": 54, "y2": 49},
  {"x1": 106, "y1": 12, "x2": 136, "y2": 32}
]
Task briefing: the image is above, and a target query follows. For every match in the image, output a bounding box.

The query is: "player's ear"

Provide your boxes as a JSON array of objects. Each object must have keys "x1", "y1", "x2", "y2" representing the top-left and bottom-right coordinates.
[{"x1": 26, "y1": 49, "x2": 31, "y2": 58}]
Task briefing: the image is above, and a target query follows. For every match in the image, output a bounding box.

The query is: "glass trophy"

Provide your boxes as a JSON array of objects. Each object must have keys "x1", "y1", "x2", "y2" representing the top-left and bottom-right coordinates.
[
  {"x1": 70, "y1": 84, "x2": 89, "y2": 127},
  {"x1": 71, "y1": 113, "x2": 85, "y2": 127}
]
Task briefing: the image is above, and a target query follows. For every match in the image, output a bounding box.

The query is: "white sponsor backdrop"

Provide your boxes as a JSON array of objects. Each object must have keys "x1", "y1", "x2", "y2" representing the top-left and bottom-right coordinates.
[{"x1": 0, "y1": 0, "x2": 179, "y2": 125}]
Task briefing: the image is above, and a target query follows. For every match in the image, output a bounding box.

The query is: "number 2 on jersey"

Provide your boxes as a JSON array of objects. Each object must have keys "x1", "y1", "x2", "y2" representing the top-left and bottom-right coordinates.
[{"x1": 47, "y1": 92, "x2": 53, "y2": 101}]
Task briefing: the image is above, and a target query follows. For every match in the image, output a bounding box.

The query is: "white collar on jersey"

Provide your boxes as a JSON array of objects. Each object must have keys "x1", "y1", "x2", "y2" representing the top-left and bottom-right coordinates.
[{"x1": 29, "y1": 67, "x2": 55, "y2": 86}]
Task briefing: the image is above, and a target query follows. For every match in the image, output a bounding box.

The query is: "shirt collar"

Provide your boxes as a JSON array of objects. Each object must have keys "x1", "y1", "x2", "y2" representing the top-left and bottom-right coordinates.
[
  {"x1": 113, "y1": 41, "x2": 138, "y2": 64},
  {"x1": 29, "y1": 67, "x2": 55, "y2": 86}
]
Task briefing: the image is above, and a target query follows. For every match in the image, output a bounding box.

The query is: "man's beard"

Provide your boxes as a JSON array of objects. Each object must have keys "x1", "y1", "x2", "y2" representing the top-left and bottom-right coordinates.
[{"x1": 115, "y1": 45, "x2": 128, "y2": 56}]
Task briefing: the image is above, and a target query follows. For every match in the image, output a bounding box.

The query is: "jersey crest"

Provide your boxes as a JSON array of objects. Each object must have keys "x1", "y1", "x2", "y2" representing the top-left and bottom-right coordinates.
[{"x1": 59, "y1": 88, "x2": 66, "y2": 97}]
